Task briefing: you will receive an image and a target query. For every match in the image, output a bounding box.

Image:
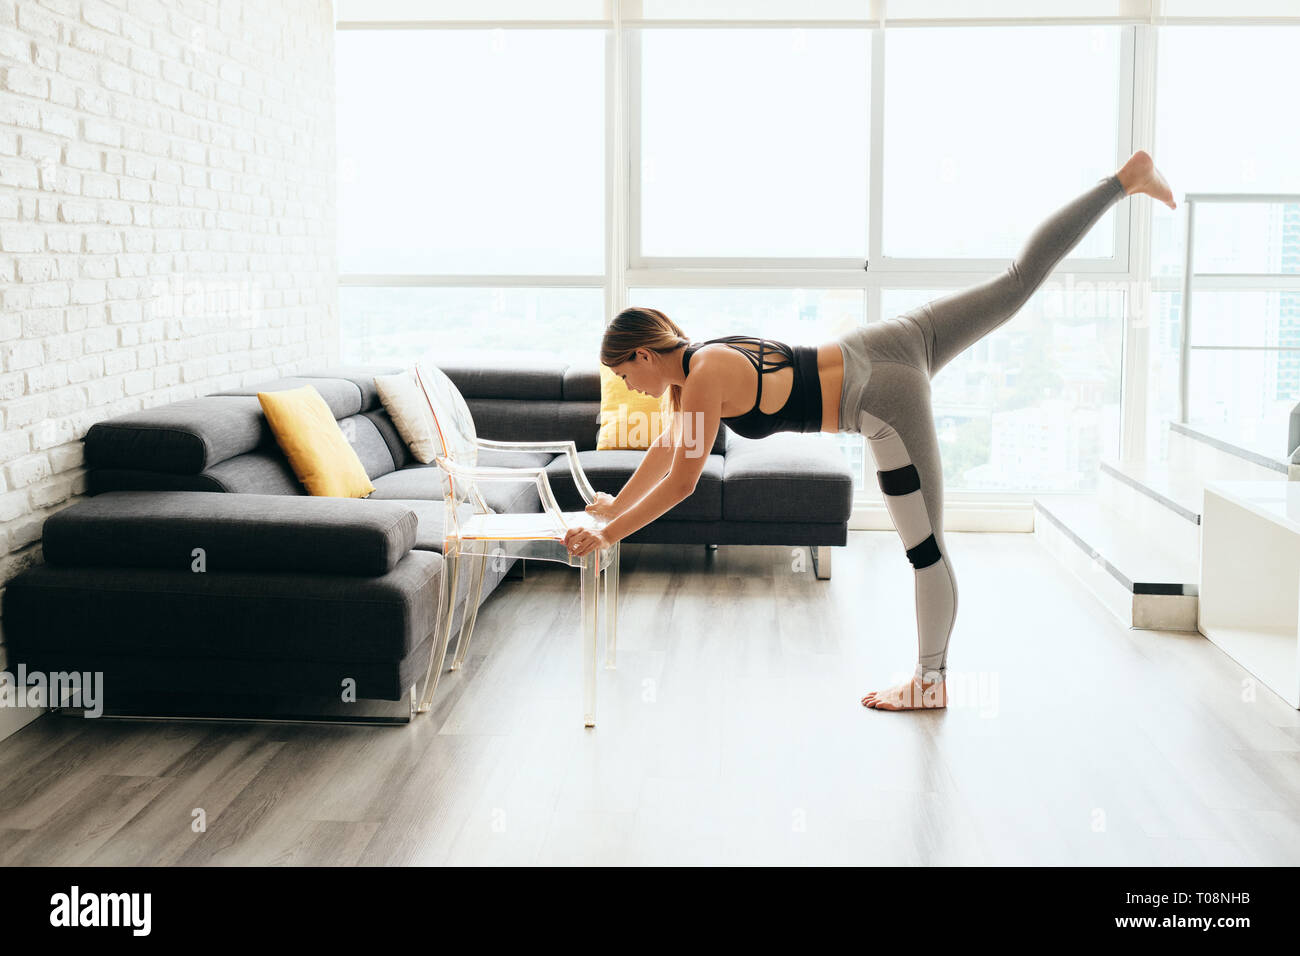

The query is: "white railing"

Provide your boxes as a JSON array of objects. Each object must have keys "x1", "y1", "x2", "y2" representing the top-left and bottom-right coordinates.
[{"x1": 1177, "y1": 192, "x2": 1300, "y2": 426}]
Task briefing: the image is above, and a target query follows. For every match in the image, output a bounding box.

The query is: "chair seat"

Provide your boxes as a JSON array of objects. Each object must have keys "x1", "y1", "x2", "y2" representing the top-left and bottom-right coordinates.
[
  {"x1": 458, "y1": 510, "x2": 614, "y2": 569},
  {"x1": 389, "y1": 498, "x2": 608, "y2": 564},
  {"x1": 460, "y1": 509, "x2": 600, "y2": 541}
]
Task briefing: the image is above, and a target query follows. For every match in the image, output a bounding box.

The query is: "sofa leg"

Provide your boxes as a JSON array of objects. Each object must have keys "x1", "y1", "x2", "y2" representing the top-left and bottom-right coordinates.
[{"x1": 811, "y1": 546, "x2": 832, "y2": 580}]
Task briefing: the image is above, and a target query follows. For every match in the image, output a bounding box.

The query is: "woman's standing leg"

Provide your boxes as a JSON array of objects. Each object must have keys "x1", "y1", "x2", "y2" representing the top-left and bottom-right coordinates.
[{"x1": 857, "y1": 361, "x2": 958, "y2": 711}]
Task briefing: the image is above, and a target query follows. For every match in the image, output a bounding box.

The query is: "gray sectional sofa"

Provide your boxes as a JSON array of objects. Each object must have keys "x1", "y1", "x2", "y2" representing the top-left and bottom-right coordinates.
[{"x1": 2, "y1": 358, "x2": 853, "y2": 720}]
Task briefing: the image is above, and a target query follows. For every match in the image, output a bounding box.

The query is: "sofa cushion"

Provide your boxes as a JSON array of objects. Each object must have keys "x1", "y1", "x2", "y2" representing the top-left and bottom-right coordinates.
[
  {"x1": 43, "y1": 491, "x2": 419, "y2": 576},
  {"x1": 563, "y1": 364, "x2": 601, "y2": 401},
  {"x1": 545, "y1": 450, "x2": 724, "y2": 521},
  {"x1": 367, "y1": 466, "x2": 444, "y2": 501},
  {"x1": 217, "y1": 376, "x2": 366, "y2": 419},
  {"x1": 466, "y1": 398, "x2": 602, "y2": 452},
  {"x1": 722, "y1": 433, "x2": 854, "y2": 523},
  {"x1": 362, "y1": 409, "x2": 412, "y2": 469},
  {"x1": 476, "y1": 448, "x2": 556, "y2": 470},
  {"x1": 384, "y1": 497, "x2": 537, "y2": 553},
  {"x1": 204, "y1": 451, "x2": 303, "y2": 495},
  {"x1": 621, "y1": 517, "x2": 846, "y2": 547},
  {"x1": 89, "y1": 469, "x2": 228, "y2": 494},
  {"x1": 477, "y1": 474, "x2": 543, "y2": 516},
  {"x1": 341, "y1": 414, "x2": 400, "y2": 481},
  {"x1": 441, "y1": 353, "x2": 568, "y2": 400},
  {"x1": 300, "y1": 366, "x2": 403, "y2": 412},
  {"x1": 370, "y1": 461, "x2": 543, "y2": 516},
  {"x1": 84, "y1": 396, "x2": 269, "y2": 474}
]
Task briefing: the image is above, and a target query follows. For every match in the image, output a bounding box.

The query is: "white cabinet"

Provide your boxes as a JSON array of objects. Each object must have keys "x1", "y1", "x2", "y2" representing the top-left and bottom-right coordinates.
[{"x1": 1200, "y1": 480, "x2": 1300, "y2": 708}]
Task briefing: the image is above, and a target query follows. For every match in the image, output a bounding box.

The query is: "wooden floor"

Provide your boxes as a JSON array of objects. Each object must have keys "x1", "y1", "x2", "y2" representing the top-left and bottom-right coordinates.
[{"x1": 2, "y1": 530, "x2": 1299, "y2": 866}]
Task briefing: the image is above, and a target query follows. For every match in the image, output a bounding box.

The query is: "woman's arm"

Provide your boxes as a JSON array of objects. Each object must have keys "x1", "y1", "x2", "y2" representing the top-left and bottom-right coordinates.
[
  {"x1": 570, "y1": 365, "x2": 723, "y2": 552},
  {"x1": 607, "y1": 422, "x2": 675, "y2": 514}
]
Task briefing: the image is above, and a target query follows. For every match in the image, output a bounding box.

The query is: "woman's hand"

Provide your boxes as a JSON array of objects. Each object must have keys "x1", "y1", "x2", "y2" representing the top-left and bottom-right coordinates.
[
  {"x1": 585, "y1": 492, "x2": 620, "y2": 520},
  {"x1": 563, "y1": 526, "x2": 609, "y2": 558}
]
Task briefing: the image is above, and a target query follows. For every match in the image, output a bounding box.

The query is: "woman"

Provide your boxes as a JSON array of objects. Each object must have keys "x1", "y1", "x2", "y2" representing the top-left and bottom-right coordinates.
[{"x1": 562, "y1": 149, "x2": 1176, "y2": 711}]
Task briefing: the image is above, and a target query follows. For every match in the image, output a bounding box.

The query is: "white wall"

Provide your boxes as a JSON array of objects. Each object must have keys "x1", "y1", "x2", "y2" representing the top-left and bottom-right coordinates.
[{"x1": 0, "y1": 0, "x2": 339, "y2": 731}]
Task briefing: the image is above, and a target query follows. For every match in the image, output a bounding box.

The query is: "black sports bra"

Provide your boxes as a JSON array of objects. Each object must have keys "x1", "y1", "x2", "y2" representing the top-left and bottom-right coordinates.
[{"x1": 681, "y1": 335, "x2": 823, "y2": 439}]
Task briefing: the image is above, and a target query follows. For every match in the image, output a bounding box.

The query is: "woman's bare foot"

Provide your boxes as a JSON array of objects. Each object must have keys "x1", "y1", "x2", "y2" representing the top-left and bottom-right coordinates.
[
  {"x1": 1116, "y1": 149, "x2": 1176, "y2": 210},
  {"x1": 861, "y1": 677, "x2": 947, "y2": 711}
]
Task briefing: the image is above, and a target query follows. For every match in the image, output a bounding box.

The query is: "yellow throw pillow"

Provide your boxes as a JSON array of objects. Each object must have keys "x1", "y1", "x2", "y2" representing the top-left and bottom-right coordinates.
[
  {"x1": 597, "y1": 365, "x2": 673, "y2": 450},
  {"x1": 258, "y1": 385, "x2": 376, "y2": 498}
]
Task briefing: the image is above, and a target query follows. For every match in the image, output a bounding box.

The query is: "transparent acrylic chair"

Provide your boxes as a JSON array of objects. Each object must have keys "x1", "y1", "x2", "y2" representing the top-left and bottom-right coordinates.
[{"x1": 411, "y1": 360, "x2": 620, "y2": 728}]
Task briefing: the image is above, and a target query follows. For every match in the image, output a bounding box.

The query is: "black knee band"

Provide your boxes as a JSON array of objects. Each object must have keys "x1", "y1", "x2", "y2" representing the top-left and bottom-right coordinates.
[
  {"x1": 877, "y1": 464, "x2": 920, "y2": 496},
  {"x1": 906, "y1": 534, "x2": 942, "y2": 569}
]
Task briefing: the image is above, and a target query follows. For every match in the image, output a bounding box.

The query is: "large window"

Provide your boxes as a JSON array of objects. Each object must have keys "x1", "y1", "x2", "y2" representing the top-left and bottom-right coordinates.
[{"x1": 334, "y1": 7, "x2": 1300, "y2": 513}]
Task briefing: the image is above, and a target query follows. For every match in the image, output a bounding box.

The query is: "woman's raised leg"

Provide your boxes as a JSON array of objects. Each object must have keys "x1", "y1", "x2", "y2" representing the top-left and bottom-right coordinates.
[{"x1": 915, "y1": 150, "x2": 1173, "y2": 379}]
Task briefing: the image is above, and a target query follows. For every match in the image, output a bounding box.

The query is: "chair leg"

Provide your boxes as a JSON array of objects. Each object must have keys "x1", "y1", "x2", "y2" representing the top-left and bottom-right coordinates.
[
  {"x1": 604, "y1": 541, "x2": 619, "y2": 670},
  {"x1": 451, "y1": 541, "x2": 489, "y2": 671},
  {"x1": 581, "y1": 550, "x2": 599, "y2": 728},
  {"x1": 417, "y1": 548, "x2": 460, "y2": 714}
]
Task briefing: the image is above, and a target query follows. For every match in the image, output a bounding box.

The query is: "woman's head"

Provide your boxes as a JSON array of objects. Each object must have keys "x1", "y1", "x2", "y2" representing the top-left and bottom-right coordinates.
[{"x1": 601, "y1": 307, "x2": 690, "y2": 413}]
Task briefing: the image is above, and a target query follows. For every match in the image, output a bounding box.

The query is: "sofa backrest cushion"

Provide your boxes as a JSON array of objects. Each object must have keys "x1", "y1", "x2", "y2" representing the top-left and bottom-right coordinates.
[
  {"x1": 218, "y1": 376, "x2": 370, "y2": 418},
  {"x1": 464, "y1": 398, "x2": 603, "y2": 451},
  {"x1": 83, "y1": 370, "x2": 406, "y2": 490},
  {"x1": 84, "y1": 396, "x2": 270, "y2": 474},
  {"x1": 342, "y1": 413, "x2": 403, "y2": 480},
  {"x1": 438, "y1": 353, "x2": 568, "y2": 401}
]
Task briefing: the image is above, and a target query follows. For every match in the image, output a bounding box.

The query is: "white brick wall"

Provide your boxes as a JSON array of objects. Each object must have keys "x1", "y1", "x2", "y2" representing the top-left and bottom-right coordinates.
[{"x1": 0, "y1": 0, "x2": 339, "y2": 668}]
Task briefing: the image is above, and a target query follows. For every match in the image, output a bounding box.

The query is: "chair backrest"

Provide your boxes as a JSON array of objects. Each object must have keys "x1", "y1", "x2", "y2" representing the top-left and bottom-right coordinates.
[
  {"x1": 413, "y1": 361, "x2": 479, "y2": 466},
  {"x1": 413, "y1": 359, "x2": 485, "y2": 522}
]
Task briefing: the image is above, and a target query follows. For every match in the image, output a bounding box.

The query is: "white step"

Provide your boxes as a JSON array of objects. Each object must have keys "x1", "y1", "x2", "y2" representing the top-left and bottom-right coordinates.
[
  {"x1": 1033, "y1": 494, "x2": 1198, "y2": 631},
  {"x1": 1097, "y1": 458, "x2": 1202, "y2": 566},
  {"x1": 1168, "y1": 421, "x2": 1291, "y2": 484}
]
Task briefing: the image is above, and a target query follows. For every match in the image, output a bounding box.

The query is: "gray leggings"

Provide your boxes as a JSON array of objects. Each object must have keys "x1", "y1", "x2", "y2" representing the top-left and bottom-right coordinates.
[{"x1": 834, "y1": 173, "x2": 1128, "y2": 682}]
